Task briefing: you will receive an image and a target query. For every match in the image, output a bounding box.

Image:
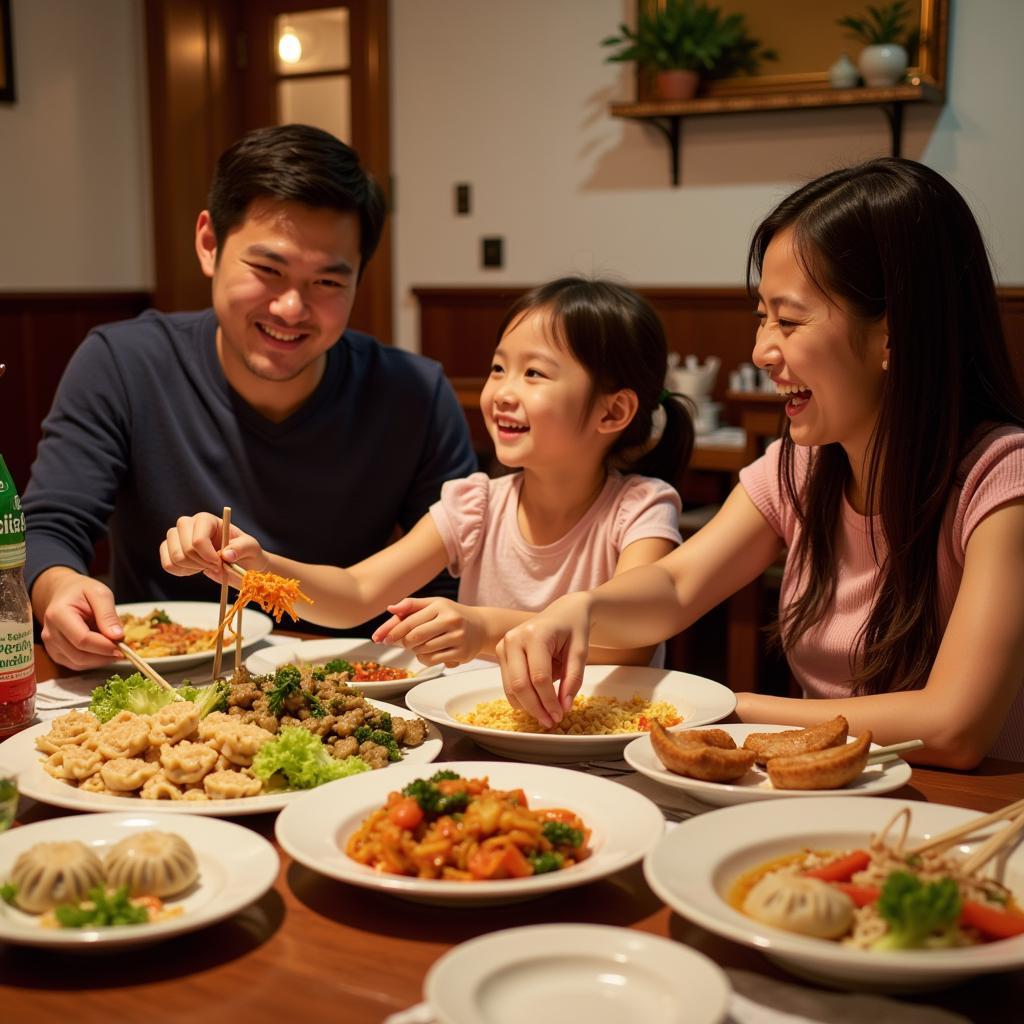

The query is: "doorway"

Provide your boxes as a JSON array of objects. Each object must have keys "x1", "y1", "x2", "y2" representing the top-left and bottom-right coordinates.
[{"x1": 146, "y1": 0, "x2": 392, "y2": 342}]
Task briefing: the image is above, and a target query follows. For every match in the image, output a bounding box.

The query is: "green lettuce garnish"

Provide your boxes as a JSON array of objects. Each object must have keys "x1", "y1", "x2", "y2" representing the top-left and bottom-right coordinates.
[
  {"x1": 251, "y1": 726, "x2": 369, "y2": 789},
  {"x1": 89, "y1": 673, "x2": 176, "y2": 723}
]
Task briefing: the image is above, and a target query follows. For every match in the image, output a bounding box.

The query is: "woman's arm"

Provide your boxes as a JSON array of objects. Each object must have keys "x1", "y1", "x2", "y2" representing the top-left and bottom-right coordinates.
[
  {"x1": 498, "y1": 485, "x2": 782, "y2": 726},
  {"x1": 738, "y1": 499, "x2": 1024, "y2": 769}
]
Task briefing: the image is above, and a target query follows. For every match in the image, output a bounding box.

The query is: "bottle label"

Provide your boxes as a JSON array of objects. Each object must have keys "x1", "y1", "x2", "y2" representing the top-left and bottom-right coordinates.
[
  {"x1": 0, "y1": 456, "x2": 26, "y2": 569},
  {"x1": 0, "y1": 620, "x2": 34, "y2": 702}
]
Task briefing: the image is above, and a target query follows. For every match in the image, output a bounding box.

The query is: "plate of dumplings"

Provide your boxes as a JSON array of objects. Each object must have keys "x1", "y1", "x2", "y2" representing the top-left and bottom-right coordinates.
[{"x1": 0, "y1": 812, "x2": 278, "y2": 948}]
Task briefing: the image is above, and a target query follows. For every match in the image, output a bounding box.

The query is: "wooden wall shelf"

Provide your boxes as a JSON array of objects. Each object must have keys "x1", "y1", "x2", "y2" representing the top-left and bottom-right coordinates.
[{"x1": 610, "y1": 81, "x2": 945, "y2": 185}]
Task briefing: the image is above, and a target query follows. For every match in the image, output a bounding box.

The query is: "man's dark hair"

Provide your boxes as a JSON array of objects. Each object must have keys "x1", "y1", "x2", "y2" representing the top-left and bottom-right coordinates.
[{"x1": 207, "y1": 124, "x2": 386, "y2": 275}]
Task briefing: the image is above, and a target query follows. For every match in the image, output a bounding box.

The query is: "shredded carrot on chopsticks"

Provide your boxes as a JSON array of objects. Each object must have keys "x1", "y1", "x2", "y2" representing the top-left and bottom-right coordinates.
[{"x1": 216, "y1": 569, "x2": 313, "y2": 640}]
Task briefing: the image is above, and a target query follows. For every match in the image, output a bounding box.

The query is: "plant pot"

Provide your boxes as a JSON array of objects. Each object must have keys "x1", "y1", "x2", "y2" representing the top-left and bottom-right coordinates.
[
  {"x1": 654, "y1": 69, "x2": 699, "y2": 101},
  {"x1": 858, "y1": 44, "x2": 908, "y2": 87}
]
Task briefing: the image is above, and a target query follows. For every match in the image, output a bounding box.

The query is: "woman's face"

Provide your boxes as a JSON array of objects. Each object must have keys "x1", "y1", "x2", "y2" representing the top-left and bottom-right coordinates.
[{"x1": 752, "y1": 228, "x2": 888, "y2": 459}]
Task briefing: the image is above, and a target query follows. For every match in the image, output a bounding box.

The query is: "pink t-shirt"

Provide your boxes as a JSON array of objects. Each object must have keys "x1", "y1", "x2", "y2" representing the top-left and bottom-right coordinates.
[
  {"x1": 429, "y1": 471, "x2": 681, "y2": 613},
  {"x1": 740, "y1": 426, "x2": 1024, "y2": 761}
]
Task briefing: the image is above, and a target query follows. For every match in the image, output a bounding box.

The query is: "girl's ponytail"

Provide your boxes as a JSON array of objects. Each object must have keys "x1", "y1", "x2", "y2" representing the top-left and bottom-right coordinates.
[{"x1": 618, "y1": 391, "x2": 695, "y2": 486}]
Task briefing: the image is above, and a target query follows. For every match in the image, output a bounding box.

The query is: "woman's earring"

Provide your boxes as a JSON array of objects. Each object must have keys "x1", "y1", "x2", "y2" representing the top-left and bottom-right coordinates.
[{"x1": 882, "y1": 359, "x2": 889, "y2": 371}]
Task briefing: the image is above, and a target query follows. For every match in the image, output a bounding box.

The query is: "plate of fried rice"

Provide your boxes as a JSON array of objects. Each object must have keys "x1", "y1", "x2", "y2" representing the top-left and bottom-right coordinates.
[
  {"x1": 644, "y1": 797, "x2": 1024, "y2": 991},
  {"x1": 404, "y1": 665, "x2": 735, "y2": 762}
]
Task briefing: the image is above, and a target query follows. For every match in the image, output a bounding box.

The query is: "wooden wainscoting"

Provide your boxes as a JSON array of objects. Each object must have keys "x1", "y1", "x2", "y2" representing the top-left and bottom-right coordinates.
[{"x1": 0, "y1": 291, "x2": 153, "y2": 491}]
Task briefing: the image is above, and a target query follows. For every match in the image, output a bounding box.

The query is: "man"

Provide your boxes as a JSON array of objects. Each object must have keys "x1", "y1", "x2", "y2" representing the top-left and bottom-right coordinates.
[{"x1": 25, "y1": 124, "x2": 476, "y2": 669}]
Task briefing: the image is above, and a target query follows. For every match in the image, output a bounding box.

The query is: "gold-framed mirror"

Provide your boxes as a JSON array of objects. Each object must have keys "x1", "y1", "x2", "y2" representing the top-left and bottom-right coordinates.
[{"x1": 634, "y1": 0, "x2": 948, "y2": 99}]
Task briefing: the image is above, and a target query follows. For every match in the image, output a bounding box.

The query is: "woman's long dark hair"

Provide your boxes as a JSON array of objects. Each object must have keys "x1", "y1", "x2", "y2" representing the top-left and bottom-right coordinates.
[
  {"x1": 748, "y1": 158, "x2": 1024, "y2": 694},
  {"x1": 496, "y1": 278, "x2": 695, "y2": 486}
]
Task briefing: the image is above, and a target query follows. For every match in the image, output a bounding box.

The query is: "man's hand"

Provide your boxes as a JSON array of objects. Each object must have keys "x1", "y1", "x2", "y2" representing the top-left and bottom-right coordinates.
[{"x1": 32, "y1": 567, "x2": 124, "y2": 670}]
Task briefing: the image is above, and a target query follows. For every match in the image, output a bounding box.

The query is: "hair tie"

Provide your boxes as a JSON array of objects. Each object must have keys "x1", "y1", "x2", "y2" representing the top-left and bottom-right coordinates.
[{"x1": 659, "y1": 388, "x2": 672, "y2": 405}]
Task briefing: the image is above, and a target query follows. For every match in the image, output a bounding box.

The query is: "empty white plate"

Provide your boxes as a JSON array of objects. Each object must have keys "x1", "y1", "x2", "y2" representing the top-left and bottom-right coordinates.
[{"x1": 425, "y1": 923, "x2": 730, "y2": 1024}]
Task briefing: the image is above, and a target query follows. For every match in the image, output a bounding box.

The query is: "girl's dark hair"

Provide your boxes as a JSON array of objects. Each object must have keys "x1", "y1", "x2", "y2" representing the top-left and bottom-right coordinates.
[
  {"x1": 747, "y1": 157, "x2": 1024, "y2": 695},
  {"x1": 207, "y1": 124, "x2": 387, "y2": 277},
  {"x1": 496, "y1": 277, "x2": 695, "y2": 485}
]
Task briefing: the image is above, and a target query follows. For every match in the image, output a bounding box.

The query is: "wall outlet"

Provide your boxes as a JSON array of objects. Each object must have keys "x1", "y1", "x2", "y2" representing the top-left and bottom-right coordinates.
[
  {"x1": 482, "y1": 236, "x2": 503, "y2": 268},
  {"x1": 455, "y1": 183, "x2": 471, "y2": 215}
]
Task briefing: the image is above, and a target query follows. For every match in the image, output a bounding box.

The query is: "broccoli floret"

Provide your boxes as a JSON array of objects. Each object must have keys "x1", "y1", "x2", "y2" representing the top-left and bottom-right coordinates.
[
  {"x1": 372, "y1": 710, "x2": 392, "y2": 733},
  {"x1": 149, "y1": 609, "x2": 172, "y2": 625},
  {"x1": 353, "y1": 725, "x2": 371, "y2": 744},
  {"x1": 322, "y1": 659, "x2": 354, "y2": 675},
  {"x1": 400, "y1": 778, "x2": 468, "y2": 814},
  {"x1": 89, "y1": 673, "x2": 176, "y2": 723},
  {"x1": 430, "y1": 770, "x2": 461, "y2": 782},
  {"x1": 528, "y1": 851, "x2": 564, "y2": 875},
  {"x1": 542, "y1": 821, "x2": 584, "y2": 849},
  {"x1": 178, "y1": 679, "x2": 230, "y2": 718},
  {"x1": 873, "y1": 871, "x2": 962, "y2": 951},
  {"x1": 311, "y1": 668, "x2": 326, "y2": 682},
  {"x1": 267, "y1": 664, "x2": 302, "y2": 716},
  {"x1": 305, "y1": 692, "x2": 327, "y2": 718}
]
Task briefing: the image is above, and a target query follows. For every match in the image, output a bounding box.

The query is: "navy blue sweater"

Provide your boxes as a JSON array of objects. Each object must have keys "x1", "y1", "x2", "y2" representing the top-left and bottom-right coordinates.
[{"x1": 24, "y1": 309, "x2": 476, "y2": 632}]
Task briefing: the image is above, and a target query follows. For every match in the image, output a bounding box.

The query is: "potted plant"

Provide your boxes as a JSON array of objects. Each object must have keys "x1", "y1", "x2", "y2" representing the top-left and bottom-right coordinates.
[
  {"x1": 602, "y1": 0, "x2": 777, "y2": 101},
  {"x1": 837, "y1": 1, "x2": 916, "y2": 87}
]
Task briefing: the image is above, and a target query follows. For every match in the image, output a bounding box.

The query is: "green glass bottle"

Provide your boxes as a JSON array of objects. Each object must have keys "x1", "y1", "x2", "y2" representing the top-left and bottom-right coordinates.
[{"x1": 0, "y1": 454, "x2": 35, "y2": 737}]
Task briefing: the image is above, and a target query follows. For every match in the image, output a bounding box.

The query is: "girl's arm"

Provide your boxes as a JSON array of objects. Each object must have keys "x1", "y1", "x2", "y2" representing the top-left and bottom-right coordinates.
[
  {"x1": 498, "y1": 485, "x2": 782, "y2": 726},
  {"x1": 372, "y1": 537, "x2": 678, "y2": 665},
  {"x1": 161, "y1": 511, "x2": 449, "y2": 629},
  {"x1": 737, "y1": 499, "x2": 1024, "y2": 769}
]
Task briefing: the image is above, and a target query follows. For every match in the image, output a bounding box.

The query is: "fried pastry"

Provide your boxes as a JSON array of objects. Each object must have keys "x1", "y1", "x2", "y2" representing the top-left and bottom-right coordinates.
[
  {"x1": 651, "y1": 722, "x2": 757, "y2": 782},
  {"x1": 765, "y1": 730, "x2": 872, "y2": 790},
  {"x1": 742, "y1": 715, "x2": 849, "y2": 765}
]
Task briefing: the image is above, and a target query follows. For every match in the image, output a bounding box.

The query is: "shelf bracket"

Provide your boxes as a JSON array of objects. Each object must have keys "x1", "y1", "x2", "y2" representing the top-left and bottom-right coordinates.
[
  {"x1": 631, "y1": 115, "x2": 683, "y2": 186},
  {"x1": 881, "y1": 102, "x2": 905, "y2": 158}
]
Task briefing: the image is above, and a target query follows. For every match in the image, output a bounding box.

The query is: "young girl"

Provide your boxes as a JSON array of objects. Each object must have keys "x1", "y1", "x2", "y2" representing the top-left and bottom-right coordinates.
[
  {"x1": 160, "y1": 277, "x2": 694, "y2": 667},
  {"x1": 497, "y1": 159, "x2": 1024, "y2": 768}
]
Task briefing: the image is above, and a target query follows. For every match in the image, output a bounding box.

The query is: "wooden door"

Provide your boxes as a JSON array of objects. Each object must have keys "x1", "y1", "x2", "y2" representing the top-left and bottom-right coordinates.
[{"x1": 146, "y1": 0, "x2": 392, "y2": 342}]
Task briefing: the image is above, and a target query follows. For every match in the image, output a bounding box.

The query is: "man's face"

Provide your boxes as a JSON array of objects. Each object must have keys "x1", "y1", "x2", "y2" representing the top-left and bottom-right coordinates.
[{"x1": 196, "y1": 198, "x2": 362, "y2": 411}]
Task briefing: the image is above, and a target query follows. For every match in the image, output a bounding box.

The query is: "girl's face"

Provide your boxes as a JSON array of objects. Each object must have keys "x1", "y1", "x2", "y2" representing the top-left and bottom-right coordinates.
[
  {"x1": 480, "y1": 309, "x2": 606, "y2": 471},
  {"x1": 752, "y1": 228, "x2": 888, "y2": 458}
]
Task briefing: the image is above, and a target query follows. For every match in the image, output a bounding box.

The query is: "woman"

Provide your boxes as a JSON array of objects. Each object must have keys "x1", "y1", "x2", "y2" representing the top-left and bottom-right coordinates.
[{"x1": 496, "y1": 158, "x2": 1024, "y2": 768}]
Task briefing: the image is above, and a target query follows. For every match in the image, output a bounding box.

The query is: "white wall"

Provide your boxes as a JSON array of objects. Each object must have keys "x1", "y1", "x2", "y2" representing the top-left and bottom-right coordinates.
[
  {"x1": 0, "y1": 0, "x2": 152, "y2": 290},
  {"x1": 391, "y1": 0, "x2": 1024, "y2": 351}
]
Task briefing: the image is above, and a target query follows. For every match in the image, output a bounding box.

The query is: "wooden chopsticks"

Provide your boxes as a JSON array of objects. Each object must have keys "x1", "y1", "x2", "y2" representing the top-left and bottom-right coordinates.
[
  {"x1": 116, "y1": 641, "x2": 179, "y2": 697},
  {"x1": 866, "y1": 739, "x2": 925, "y2": 765},
  {"x1": 960, "y1": 808, "x2": 1024, "y2": 876},
  {"x1": 906, "y1": 797, "x2": 1024, "y2": 857},
  {"x1": 212, "y1": 505, "x2": 232, "y2": 680}
]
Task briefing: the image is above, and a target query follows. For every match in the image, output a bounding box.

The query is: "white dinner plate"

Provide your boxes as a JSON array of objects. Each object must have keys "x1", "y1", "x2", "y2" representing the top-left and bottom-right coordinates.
[
  {"x1": 404, "y1": 665, "x2": 735, "y2": 762},
  {"x1": 275, "y1": 759, "x2": 666, "y2": 906},
  {"x1": 425, "y1": 923, "x2": 730, "y2": 1024},
  {"x1": 245, "y1": 637, "x2": 442, "y2": 699},
  {"x1": 644, "y1": 797, "x2": 1024, "y2": 991},
  {"x1": 623, "y1": 723, "x2": 913, "y2": 806},
  {"x1": 2, "y1": 700, "x2": 442, "y2": 817},
  {"x1": 0, "y1": 811, "x2": 278, "y2": 949},
  {"x1": 115, "y1": 601, "x2": 274, "y2": 671}
]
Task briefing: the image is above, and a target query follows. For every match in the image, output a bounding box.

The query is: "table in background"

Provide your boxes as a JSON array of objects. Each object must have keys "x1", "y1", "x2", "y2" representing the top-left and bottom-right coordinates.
[{"x1": 1, "y1": 645, "x2": 1022, "y2": 1024}]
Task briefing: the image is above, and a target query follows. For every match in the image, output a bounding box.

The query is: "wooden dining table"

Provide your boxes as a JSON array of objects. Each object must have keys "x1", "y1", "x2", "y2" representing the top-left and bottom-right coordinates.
[{"x1": 2, "y1": 644, "x2": 1023, "y2": 1024}]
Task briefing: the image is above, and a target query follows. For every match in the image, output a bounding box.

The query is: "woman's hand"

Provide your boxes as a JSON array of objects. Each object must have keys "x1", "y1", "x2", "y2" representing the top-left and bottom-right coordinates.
[
  {"x1": 372, "y1": 597, "x2": 484, "y2": 667},
  {"x1": 496, "y1": 593, "x2": 591, "y2": 728},
  {"x1": 159, "y1": 512, "x2": 268, "y2": 584}
]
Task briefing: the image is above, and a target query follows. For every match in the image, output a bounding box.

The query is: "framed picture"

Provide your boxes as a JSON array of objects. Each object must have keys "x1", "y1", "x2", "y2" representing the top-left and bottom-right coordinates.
[{"x1": 0, "y1": 0, "x2": 14, "y2": 103}]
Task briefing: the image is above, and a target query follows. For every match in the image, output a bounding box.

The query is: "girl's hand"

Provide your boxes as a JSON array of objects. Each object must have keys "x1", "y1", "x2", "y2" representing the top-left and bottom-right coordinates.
[
  {"x1": 159, "y1": 512, "x2": 268, "y2": 584},
  {"x1": 372, "y1": 597, "x2": 483, "y2": 667},
  {"x1": 496, "y1": 594, "x2": 590, "y2": 728}
]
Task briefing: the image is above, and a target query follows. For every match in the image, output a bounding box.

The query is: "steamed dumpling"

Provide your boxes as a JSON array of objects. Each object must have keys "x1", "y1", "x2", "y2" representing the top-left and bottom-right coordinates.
[
  {"x1": 105, "y1": 830, "x2": 198, "y2": 898},
  {"x1": 9, "y1": 841, "x2": 105, "y2": 913},
  {"x1": 742, "y1": 874, "x2": 855, "y2": 939}
]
